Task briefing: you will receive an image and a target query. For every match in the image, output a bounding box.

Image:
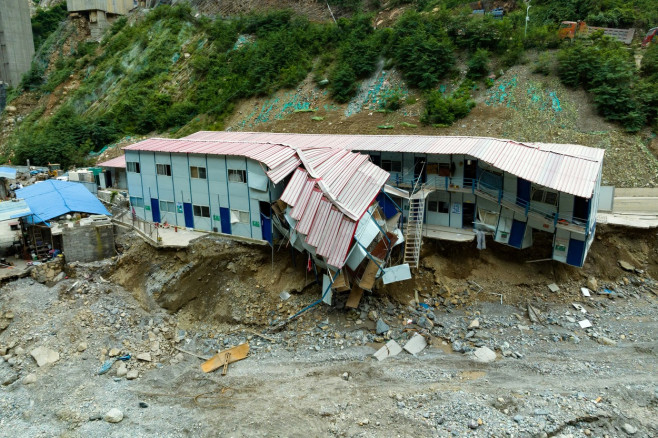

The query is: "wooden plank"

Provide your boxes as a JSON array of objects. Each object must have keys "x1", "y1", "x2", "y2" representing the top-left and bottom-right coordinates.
[
  {"x1": 201, "y1": 343, "x2": 249, "y2": 373},
  {"x1": 346, "y1": 285, "x2": 363, "y2": 309},
  {"x1": 358, "y1": 259, "x2": 380, "y2": 291},
  {"x1": 329, "y1": 269, "x2": 350, "y2": 292}
]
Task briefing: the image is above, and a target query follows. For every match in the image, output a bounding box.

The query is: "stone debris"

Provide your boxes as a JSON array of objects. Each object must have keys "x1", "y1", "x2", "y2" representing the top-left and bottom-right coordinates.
[
  {"x1": 375, "y1": 319, "x2": 389, "y2": 335},
  {"x1": 116, "y1": 362, "x2": 128, "y2": 377},
  {"x1": 136, "y1": 353, "x2": 152, "y2": 362},
  {"x1": 622, "y1": 423, "x2": 637, "y2": 434},
  {"x1": 104, "y1": 408, "x2": 124, "y2": 423},
  {"x1": 126, "y1": 370, "x2": 139, "y2": 380},
  {"x1": 468, "y1": 319, "x2": 480, "y2": 329},
  {"x1": 22, "y1": 373, "x2": 37, "y2": 385},
  {"x1": 77, "y1": 342, "x2": 88, "y2": 352},
  {"x1": 30, "y1": 347, "x2": 60, "y2": 367},
  {"x1": 587, "y1": 277, "x2": 598, "y2": 291},
  {"x1": 618, "y1": 260, "x2": 635, "y2": 272},
  {"x1": 472, "y1": 346, "x2": 496, "y2": 363}
]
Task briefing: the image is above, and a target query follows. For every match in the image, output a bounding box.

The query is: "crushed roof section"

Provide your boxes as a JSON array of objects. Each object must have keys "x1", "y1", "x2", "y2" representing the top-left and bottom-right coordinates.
[{"x1": 185, "y1": 131, "x2": 604, "y2": 199}]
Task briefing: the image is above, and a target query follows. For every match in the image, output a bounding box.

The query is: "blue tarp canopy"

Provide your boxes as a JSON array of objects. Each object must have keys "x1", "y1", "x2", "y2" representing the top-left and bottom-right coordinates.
[
  {"x1": 0, "y1": 167, "x2": 17, "y2": 179},
  {"x1": 15, "y1": 180, "x2": 110, "y2": 223},
  {"x1": 0, "y1": 199, "x2": 32, "y2": 221}
]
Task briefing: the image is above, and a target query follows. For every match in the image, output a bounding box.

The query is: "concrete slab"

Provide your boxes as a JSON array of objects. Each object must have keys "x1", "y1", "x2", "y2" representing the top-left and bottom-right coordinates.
[
  {"x1": 373, "y1": 340, "x2": 402, "y2": 361},
  {"x1": 403, "y1": 333, "x2": 427, "y2": 355}
]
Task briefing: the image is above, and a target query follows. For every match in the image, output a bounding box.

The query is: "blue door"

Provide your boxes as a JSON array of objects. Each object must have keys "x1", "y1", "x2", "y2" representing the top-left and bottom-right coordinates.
[
  {"x1": 517, "y1": 178, "x2": 531, "y2": 207},
  {"x1": 150, "y1": 198, "x2": 161, "y2": 223},
  {"x1": 508, "y1": 219, "x2": 526, "y2": 248},
  {"x1": 566, "y1": 238, "x2": 585, "y2": 267},
  {"x1": 220, "y1": 207, "x2": 231, "y2": 234},
  {"x1": 261, "y1": 213, "x2": 272, "y2": 244},
  {"x1": 183, "y1": 203, "x2": 194, "y2": 228},
  {"x1": 376, "y1": 193, "x2": 398, "y2": 219}
]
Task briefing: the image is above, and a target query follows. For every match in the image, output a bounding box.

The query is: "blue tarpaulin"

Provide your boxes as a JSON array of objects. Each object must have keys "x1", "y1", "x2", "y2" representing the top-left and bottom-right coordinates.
[
  {"x1": 15, "y1": 180, "x2": 110, "y2": 223},
  {"x1": 0, "y1": 167, "x2": 17, "y2": 179}
]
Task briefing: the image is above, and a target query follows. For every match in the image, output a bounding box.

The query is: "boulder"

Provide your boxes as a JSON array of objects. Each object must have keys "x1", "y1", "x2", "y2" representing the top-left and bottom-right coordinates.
[{"x1": 30, "y1": 346, "x2": 60, "y2": 367}]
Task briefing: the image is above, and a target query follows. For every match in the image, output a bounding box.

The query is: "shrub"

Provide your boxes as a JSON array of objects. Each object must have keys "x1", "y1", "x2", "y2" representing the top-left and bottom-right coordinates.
[
  {"x1": 387, "y1": 11, "x2": 455, "y2": 90},
  {"x1": 467, "y1": 49, "x2": 490, "y2": 79}
]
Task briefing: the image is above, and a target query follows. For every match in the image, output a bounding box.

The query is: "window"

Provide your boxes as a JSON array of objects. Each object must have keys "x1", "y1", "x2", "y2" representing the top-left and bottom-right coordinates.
[
  {"x1": 190, "y1": 166, "x2": 207, "y2": 179},
  {"x1": 129, "y1": 196, "x2": 144, "y2": 208},
  {"x1": 381, "y1": 160, "x2": 402, "y2": 173},
  {"x1": 230, "y1": 209, "x2": 250, "y2": 224},
  {"x1": 160, "y1": 200, "x2": 175, "y2": 213},
  {"x1": 531, "y1": 187, "x2": 558, "y2": 206},
  {"x1": 228, "y1": 169, "x2": 246, "y2": 183},
  {"x1": 192, "y1": 205, "x2": 210, "y2": 218},
  {"x1": 127, "y1": 162, "x2": 140, "y2": 173},
  {"x1": 9, "y1": 222, "x2": 19, "y2": 231},
  {"x1": 156, "y1": 164, "x2": 172, "y2": 176},
  {"x1": 427, "y1": 192, "x2": 450, "y2": 213}
]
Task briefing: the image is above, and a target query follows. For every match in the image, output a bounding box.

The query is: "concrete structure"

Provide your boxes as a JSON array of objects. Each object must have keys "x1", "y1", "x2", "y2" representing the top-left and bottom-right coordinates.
[
  {"x1": 0, "y1": 0, "x2": 36, "y2": 87},
  {"x1": 66, "y1": 0, "x2": 135, "y2": 40}
]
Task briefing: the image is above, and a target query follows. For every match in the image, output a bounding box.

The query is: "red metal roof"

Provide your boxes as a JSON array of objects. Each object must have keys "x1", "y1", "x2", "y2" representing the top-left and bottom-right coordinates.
[
  {"x1": 98, "y1": 155, "x2": 126, "y2": 168},
  {"x1": 185, "y1": 132, "x2": 604, "y2": 199}
]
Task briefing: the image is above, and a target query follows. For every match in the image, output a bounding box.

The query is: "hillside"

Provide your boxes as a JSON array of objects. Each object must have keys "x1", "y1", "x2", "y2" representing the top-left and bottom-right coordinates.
[{"x1": 0, "y1": 1, "x2": 657, "y2": 188}]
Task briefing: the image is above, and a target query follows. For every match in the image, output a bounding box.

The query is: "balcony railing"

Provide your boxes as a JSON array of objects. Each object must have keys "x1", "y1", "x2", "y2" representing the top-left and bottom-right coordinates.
[{"x1": 388, "y1": 174, "x2": 589, "y2": 233}]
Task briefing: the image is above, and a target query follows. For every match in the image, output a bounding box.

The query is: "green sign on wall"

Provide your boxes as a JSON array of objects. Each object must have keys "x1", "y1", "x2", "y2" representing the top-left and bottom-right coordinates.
[
  {"x1": 213, "y1": 215, "x2": 220, "y2": 221},
  {"x1": 252, "y1": 220, "x2": 260, "y2": 227}
]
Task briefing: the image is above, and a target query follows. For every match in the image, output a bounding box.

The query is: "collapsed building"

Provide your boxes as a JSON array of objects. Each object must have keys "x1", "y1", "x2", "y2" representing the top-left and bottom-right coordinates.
[{"x1": 121, "y1": 132, "x2": 604, "y2": 302}]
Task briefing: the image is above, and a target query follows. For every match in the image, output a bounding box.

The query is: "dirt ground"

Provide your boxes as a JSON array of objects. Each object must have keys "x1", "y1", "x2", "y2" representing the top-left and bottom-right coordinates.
[{"x1": 0, "y1": 226, "x2": 657, "y2": 437}]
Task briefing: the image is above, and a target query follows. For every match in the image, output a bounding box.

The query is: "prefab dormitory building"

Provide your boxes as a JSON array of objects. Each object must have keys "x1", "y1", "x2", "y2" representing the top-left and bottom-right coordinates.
[{"x1": 124, "y1": 131, "x2": 604, "y2": 268}]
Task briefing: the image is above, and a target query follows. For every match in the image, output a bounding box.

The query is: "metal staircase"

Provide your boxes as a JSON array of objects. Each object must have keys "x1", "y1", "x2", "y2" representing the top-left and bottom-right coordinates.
[{"x1": 404, "y1": 169, "x2": 426, "y2": 269}]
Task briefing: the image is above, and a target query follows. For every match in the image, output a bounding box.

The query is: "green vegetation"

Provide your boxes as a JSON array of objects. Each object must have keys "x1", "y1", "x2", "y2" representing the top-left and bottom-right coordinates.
[
  {"x1": 421, "y1": 80, "x2": 475, "y2": 126},
  {"x1": 557, "y1": 36, "x2": 657, "y2": 132},
  {"x1": 8, "y1": 1, "x2": 658, "y2": 167},
  {"x1": 31, "y1": 2, "x2": 68, "y2": 50}
]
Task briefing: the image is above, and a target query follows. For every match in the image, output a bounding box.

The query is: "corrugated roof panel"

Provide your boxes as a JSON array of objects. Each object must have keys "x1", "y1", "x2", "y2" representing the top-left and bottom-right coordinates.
[
  {"x1": 306, "y1": 198, "x2": 332, "y2": 247},
  {"x1": 326, "y1": 217, "x2": 357, "y2": 268},
  {"x1": 290, "y1": 179, "x2": 316, "y2": 220},
  {"x1": 279, "y1": 168, "x2": 307, "y2": 206},
  {"x1": 267, "y1": 156, "x2": 303, "y2": 183},
  {"x1": 316, "y1": 208, "x2": 343, "y2": 258},
  {"x1": 295, "y1": 188, "x2": 323, "y2": 235},
  {"x1": 98, "y1": 155, "x2": 126, "y2": 168}
]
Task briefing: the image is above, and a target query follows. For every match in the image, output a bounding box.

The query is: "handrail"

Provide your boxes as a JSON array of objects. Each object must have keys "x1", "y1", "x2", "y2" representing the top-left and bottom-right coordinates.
[{"x1": 386, "y1": 173, "x2": 589, "y2": 227}]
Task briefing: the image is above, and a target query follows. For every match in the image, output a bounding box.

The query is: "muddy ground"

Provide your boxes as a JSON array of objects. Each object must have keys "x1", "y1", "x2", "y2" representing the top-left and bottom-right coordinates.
[{"x1": 0, "y1": 226, "x2": 657, "y2": 437}]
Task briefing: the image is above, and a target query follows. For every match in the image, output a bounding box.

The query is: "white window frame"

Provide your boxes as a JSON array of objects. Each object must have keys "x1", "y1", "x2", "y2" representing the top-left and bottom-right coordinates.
[
  {"x1": 531, "y1": 187, "x2": 558, "y2": 206},
  {"x1": 130, "y1": 196, "x2": 144, "y2": 208},
  {"x1": 228, "y1": 169, "x2": 246, "y2": 183},
  {"x1": 127, "y1": 161, "x2": 140, "y2": 173},
  {"x1": 190, "y1": 166, "x2": 207, "y2": 179},
  {"x1": 156, "y1": 163, "x2": 172, "y2": 176},
  {"x1": 159, "y1": 200, "x2": 176, "y2": 213},
  {"x1": 193, "y1": 205, "x2": 210, "y2": 218},
  {"x1": 230, "y1": 209, "x2": 249, "y2": 224},
  {"x1": 381, "y1": 159, "x2": 402, "y2": 173}
]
